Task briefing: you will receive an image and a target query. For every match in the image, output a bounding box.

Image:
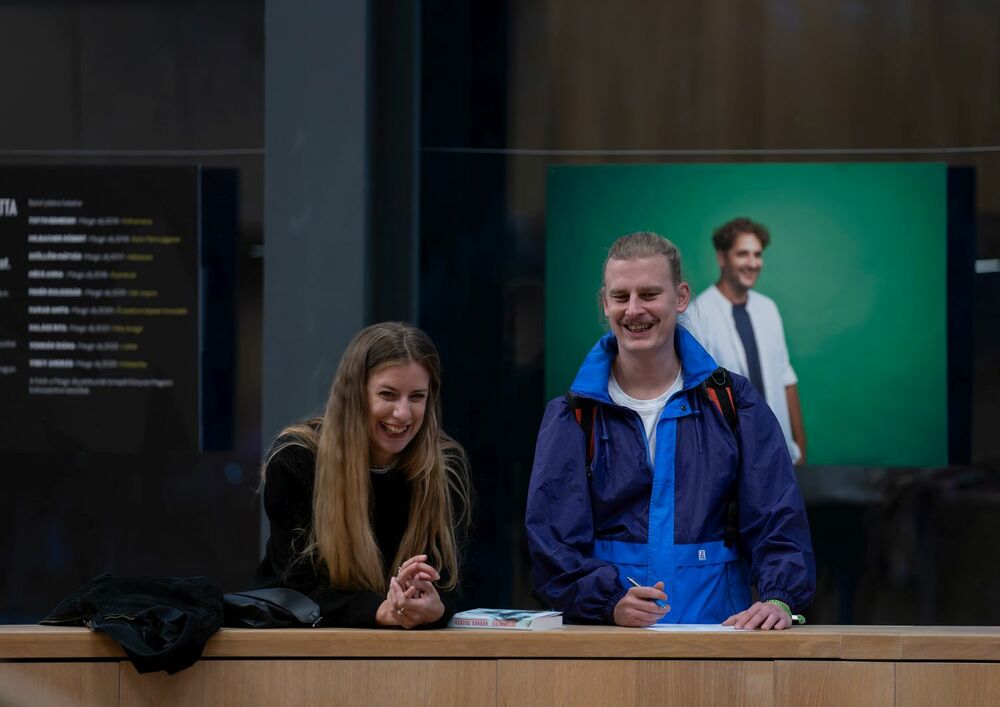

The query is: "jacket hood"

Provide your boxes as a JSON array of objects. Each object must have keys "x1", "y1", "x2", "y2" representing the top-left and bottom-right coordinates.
[{"x1": 568, "y1": 324, "x2": 718, "y2": 402}]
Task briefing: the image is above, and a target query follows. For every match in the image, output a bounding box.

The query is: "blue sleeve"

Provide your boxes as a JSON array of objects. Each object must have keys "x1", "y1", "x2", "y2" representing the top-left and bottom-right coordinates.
[
  {"x1": 732, "y1": 376, "x2": 816, "y2": 611},
  {"x1": 525, "y1": 398, "x2": 627, "y2": 623}
]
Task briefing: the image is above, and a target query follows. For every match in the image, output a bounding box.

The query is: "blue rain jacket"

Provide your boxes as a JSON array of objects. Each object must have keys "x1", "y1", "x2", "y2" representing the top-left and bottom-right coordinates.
[{"x1": 526, "y1": 327, "x2": 815, "y2": 624}]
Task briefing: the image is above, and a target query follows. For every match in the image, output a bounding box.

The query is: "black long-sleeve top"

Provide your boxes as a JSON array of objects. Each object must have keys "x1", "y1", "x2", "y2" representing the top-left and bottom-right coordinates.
[{"x1": 255, "y1": 438, "x2": 457, "y2": 627}]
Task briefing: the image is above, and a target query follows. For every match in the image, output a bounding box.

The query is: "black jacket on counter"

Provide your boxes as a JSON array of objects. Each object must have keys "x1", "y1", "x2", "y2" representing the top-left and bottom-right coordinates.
[{"x1": 41, "y1": 572, "x2": 224, "y2": 674}]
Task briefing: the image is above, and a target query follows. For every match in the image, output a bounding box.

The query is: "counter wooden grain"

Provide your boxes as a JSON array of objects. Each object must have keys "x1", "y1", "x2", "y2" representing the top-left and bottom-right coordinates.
[{"x1": 3, "y1": 625, "x2": 1000, "y2": 706}]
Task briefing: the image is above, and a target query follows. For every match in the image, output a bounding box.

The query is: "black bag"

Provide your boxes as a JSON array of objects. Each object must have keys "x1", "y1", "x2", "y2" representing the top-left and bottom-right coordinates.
[
  {"x1": 41, "y1": 572, "x2": 224, "y2": 675},
  {"x1": 223, "y1": 587, "x2": 322, "y2": 628}
]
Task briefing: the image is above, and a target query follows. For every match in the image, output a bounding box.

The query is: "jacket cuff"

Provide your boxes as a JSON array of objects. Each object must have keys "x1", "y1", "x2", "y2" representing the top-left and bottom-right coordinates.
[
  {"x1": 602, "y1": 586, "x2": 628, "y2": 624},
  {"x1": 759, "y1": 591, "x2": 796, "y2": 612}
]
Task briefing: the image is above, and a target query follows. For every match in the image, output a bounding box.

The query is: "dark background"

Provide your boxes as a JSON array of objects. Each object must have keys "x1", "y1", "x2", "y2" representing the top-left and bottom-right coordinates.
[
  {"x1": 0, "y1": 1, "x2": 264, "y2": 622},
  {"x1": 2, "y1": 0, "x2": 999, "y2": 625}
]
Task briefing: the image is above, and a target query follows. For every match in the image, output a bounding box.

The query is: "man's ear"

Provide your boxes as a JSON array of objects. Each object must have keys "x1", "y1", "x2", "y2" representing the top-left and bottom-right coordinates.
[{"x1": 676, "y1": 282, "x2": 691, "y2": 313}]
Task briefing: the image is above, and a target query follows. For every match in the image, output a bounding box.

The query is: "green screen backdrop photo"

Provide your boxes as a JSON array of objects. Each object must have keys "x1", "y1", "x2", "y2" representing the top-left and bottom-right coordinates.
[{"x1": 545, "y1": 162, "x2": 948, "y2": 467}]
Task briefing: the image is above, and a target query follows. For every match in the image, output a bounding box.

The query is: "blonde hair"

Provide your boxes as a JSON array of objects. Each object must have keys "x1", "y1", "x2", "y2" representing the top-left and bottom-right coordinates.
[
  {"x1": 602, "y1": 231, "x2": 684, "y2": 288},
  {"x1": 262, "y1": 322, "x2": 471, "y2": 594}
]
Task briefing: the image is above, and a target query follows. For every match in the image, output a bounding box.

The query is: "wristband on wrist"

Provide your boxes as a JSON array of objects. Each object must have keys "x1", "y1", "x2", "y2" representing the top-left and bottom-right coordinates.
[{"x1": 765, "y1": 599, "x2": 806, "y2": 625}]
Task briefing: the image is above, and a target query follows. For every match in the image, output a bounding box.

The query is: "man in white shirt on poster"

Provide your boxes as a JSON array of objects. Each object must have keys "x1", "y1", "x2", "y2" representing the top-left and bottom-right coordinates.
[{"x1": 684, "y1": 217, "x2": 807, "y2": 466}]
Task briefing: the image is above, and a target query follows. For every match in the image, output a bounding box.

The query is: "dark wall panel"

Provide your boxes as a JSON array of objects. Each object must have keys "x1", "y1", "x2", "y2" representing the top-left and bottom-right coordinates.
[{"x1": 0, "y1": 1, "x2": 264, "y2": 621}]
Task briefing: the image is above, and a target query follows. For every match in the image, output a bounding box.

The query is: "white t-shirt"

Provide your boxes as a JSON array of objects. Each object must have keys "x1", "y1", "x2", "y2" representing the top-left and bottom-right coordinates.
[
  {"x1": 608, "y1": 370, "x2": 683, "y2": 463},
  {"x1": 682, "y1": 284, "x2": 800, "y2": 463}
]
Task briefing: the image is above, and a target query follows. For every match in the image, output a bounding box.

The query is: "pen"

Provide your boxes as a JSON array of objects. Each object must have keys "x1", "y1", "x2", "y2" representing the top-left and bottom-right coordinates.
[{"x1": 626, "y1": 576, "x2": 667, "y2": 608}]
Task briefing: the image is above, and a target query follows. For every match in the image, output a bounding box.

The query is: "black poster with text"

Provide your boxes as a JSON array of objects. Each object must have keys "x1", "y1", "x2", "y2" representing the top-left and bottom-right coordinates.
[{"x1": 0, "y1": 167, "x2": 201, "y2": 452}]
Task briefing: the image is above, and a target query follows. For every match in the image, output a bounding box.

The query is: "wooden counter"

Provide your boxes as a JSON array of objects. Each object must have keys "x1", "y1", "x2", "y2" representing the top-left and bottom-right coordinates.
[{"x1": 3, "y1": 625, "x2": 1000, "y2": 706}]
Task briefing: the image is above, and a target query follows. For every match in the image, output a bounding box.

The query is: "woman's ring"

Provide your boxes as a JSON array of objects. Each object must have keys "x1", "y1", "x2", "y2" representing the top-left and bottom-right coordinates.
[{"x1": 397, "y1": 607, "x2": 405, "y2": 615}]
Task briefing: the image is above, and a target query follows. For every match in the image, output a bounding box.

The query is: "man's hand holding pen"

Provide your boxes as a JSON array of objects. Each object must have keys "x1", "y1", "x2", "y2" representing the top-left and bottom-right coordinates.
[{"x1": 613, "y1": 578, "x2": 670, "y2": 627}]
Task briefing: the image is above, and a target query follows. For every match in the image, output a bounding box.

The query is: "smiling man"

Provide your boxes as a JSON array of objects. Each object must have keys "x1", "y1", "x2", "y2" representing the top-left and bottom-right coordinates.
[
  {"x1": 525, "y1": 231, "x2": 814, "y2": 630},
  {"x1": 685, "y1": 218, "x2": 807, "y2": 466}
]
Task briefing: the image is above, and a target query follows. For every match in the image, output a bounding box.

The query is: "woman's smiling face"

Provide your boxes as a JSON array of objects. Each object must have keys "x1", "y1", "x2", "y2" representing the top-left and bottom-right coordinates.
[{"x1": 366, "y1": 361, "x2": 430, "y2": 467}]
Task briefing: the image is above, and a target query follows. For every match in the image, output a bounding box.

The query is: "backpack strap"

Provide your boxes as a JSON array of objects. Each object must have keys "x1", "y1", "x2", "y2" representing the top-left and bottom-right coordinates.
[
  {"x1": 699, "y1": 368, "x2": 740, "y2": 547},
  {"x1": 567, "y1": 373, "x2": 742, "y2": 548},
  {"x1": 700, "y1": 367, "x2": 738, "y2": 431},
  {"x1": 564, "y1": 392, "x2": 597, "y2": 479}
]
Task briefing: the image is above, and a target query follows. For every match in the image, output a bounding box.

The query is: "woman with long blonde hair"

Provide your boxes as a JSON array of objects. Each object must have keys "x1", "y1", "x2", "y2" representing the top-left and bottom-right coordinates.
[{"x1": 257, "y1": 322, "x2": 471, "y2": 627}]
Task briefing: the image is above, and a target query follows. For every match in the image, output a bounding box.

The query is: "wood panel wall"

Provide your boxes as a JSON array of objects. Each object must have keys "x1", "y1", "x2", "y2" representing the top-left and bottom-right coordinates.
[{"x1": 507, "y1": 0, "x2": 1000, "y2": 222}]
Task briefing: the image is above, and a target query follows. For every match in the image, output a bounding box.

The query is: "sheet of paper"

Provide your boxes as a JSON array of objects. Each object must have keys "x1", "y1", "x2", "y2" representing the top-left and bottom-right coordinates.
[{"x1": 644, "y1": 624, "x2": 737, "y2": 632}]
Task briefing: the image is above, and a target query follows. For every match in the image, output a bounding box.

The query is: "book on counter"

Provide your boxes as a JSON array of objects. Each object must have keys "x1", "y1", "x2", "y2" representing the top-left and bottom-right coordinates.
[{"x1": 447, "y1": 608, "x2": 563, "y2": 631}]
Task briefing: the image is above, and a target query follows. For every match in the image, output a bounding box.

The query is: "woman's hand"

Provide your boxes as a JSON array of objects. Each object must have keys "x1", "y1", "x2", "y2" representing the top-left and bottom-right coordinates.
[
  {"x1": 377, "y1": 554, "x2": 445, "y2": 628},
  {"x1": 395, "y1": 554, "x2": 441, "y2": 595},
  {"x1": 375, "y1": 596, "x2": 403, "y2": 627},
  {"x1": 385, "y1": 575, "x2": 444, "y2": 629}
]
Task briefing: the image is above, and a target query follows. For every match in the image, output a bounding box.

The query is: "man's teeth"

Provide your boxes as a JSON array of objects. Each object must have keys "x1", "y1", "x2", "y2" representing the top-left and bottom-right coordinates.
[
  {"x1": 625, "y1": 323, "x2": 652, "y2": 333},
  {"x1": 382, "y1": 422, "x2": 409, "y2": 434}
]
